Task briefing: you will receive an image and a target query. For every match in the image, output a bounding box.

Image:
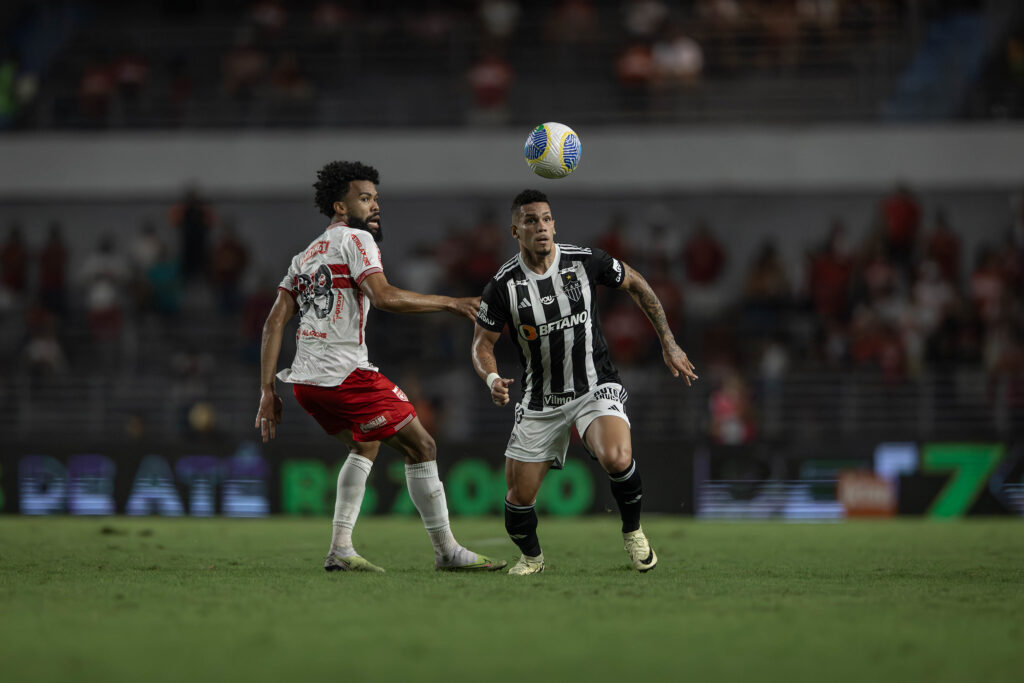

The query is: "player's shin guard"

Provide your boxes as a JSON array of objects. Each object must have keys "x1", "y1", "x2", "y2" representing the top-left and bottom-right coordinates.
[
  {"x1": 405, "y1": 460, "x2": 459, "y2": 557},
  {"x1": 504, "y1": 500, "x2": 542, "y2": 557},
  {"x1": 331, "y1": 452, "x2": 373, "y2": 552},
  {"x1": 608, "y1": 459, "x2": 642, "y2": 533}
]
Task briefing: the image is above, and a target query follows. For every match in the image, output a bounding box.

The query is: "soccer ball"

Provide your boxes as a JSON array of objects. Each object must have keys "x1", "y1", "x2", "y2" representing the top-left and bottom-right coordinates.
[{"x1": 524, "y1": 122, "x2": 582, "y2": 179}]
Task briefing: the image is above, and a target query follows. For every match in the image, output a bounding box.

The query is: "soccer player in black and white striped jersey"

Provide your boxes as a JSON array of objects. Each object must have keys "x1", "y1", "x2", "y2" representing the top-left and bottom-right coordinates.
[{"x1": 471, "y1": 189, "x2": 698, "y2": 575}]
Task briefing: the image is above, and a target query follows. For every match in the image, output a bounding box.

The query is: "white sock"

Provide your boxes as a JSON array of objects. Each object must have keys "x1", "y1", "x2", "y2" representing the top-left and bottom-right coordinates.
[
  {"x1": 329, "y1": 453, "x2": 373, "y2": 554},
  {"x1": 405, "y1": 460, "x2": 460, "y2": 558}
]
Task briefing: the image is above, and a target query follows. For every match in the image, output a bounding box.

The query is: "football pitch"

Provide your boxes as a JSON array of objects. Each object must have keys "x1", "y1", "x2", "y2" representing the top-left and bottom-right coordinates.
[{"x1": 1, "y1": 517, "x2": 1021, "y2": 683}]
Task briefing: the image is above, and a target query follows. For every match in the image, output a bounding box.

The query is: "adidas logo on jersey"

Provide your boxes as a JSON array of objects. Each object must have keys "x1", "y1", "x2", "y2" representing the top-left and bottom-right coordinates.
[{"x1": 518, "y1": 298, "x2": 532, "y2": 309}]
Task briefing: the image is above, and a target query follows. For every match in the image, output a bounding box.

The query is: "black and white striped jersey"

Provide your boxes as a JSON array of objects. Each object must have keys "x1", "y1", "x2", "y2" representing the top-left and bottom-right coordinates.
[{"x1": 477, "y1": 243, "x2": 627, "y2": 411}]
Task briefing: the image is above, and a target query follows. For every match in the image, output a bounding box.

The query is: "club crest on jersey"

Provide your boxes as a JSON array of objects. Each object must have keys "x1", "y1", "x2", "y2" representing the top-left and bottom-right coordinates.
[
  {"x1": 560, "y1": 271, "x2": 583, "y2": 303},
  {"x1": 518, "y1": 310, "x2": 589, "y2": 340}
]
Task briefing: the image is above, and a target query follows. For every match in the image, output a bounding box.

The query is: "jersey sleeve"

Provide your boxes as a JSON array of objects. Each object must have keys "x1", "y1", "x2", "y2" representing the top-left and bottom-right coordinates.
[
  {"x1": 476, "y1": 278, "x2": 509, "y2": 332},
  {"x1": 588, "y1": 247, "x2": 627, "y2": 288},
  {"x1": 339, "y1": 229, "x2": 384, "y2": 285},
  {"x1": 278, "y1": 255, "x2": 299, "y2": 300}
]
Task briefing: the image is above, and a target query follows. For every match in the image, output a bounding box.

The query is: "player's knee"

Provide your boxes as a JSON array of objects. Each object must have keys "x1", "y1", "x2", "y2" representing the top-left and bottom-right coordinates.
[
  {"x1": 505, "y1": 486, "x2": 536, "y2": 507},
  {"x1": 351, "y1": 441, "x2": 380, "y2": 461},
  {"x1": 407, "y1": 434, "x2": 436, "y2": 463},
  {"x1": 598, "y1": 444, "x2": 632, "y2": 474}
]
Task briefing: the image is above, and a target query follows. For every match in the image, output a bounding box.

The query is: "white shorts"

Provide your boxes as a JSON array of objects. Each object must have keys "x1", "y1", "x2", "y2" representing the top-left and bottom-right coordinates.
[{"x1": 504, "y1": 383, "x2": 631, "y2": 469}]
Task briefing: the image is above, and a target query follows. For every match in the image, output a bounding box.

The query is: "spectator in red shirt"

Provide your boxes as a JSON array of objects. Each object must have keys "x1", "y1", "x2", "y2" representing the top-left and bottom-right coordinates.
[
  {"x1": 709, "y1": 371, "x2": 756, "y2": 445},
  {"x1": 595, "y1": 212, "x2": 633, "y2": 264},
  {"x1": 463, "y1": 210, "x2": 503, "y2": 292},
  {"x1": 112, "y1": 49, "x2": 149, "y2": 103},
  {"x1": 79, "y1": 59, "x2": 115, "y2": 122},
  {"x1": 602, "y1": 298, "x2": 656, "y2": 366},
  {"x1": 646, "y1": 261, "x2": 683, "y2": 331},
  {"x1": 924, "y1": 209, "x2": 961, "y2": 284},
  {"x1": 970, "y1": 247, "x2": 1005, "y2": 324},
  {"x1": 681, "y1": 220, "x2": 725, "y2": 286},
  {"x1": 616, "y1": 41, "x2": 654, "y2": 113},
  {"x1": 0, "y1": 224, "x2": 28, "y2": 296},
  {"x1": 169, "y1": 186, "x2": 218, "y2": 282},
  {"x1": 466, "y1": 50, "x2": 514, "y2": 125},
  {"x1": 209, "y1": 218, "x2": 250, "y2": 313},
  {"x1": 807, "y1": 219, "x2": 852, "y2": 319},
  {"x1": 879, "y1": 183, "x2": 921, "y2": 271},
  {"x1": 37, "y1": 222, "x2": 68, "y2": 314}
]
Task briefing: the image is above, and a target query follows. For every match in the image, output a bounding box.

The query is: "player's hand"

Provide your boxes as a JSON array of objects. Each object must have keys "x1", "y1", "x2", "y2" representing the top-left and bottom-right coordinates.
[
  {"x1": 255, "y1": 390, "x2": 284, "y2": 442},
  {"x1": 663, "y1": 343, "x2": 698, "y2": 386},
  {"x1": 490, "y1": 377, "x2": 514, "y2": 407},
  {"x1": 450, "y1": 296, "x2": 481, "y2": 320}
]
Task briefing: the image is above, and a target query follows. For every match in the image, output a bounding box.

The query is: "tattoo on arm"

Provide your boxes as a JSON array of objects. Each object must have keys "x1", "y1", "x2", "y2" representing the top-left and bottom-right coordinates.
[{"x1": 624, "y1": 265, "x2": 674, "y2": 343}]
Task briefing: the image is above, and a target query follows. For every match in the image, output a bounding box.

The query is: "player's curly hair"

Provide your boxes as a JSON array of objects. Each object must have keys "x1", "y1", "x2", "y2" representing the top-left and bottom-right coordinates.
[
  {"x1": 313, "y1": 161, "x2": 381, "y2": 218},
  {"x1": 511, "y1": 189, "x2": 549, "y2": 215}
]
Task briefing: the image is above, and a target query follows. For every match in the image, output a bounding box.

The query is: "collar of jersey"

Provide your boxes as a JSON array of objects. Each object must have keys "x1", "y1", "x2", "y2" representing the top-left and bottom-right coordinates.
[
  {"x1": 517, "y1": 244, "x2": 560, "y2": 281},
  {"x1": 326, "y1": 220, "x2": 350, "y2": 230}
]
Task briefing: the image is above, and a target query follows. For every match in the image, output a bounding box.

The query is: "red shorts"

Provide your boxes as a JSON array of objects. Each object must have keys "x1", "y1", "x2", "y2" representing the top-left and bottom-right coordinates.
[{"x1": 292, "y1": 369, "x2": 417, "y2": 442}]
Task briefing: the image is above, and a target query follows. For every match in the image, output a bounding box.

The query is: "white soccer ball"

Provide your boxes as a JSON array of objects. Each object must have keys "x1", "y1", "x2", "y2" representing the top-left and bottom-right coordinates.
[{"x1": 524, "y1": 122, "x2": 582, "y2": 179}]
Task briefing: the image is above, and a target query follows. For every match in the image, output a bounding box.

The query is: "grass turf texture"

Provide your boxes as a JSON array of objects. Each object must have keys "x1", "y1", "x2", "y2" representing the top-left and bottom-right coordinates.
[{"x1": 1, "y1": 517, "x2": 1021, "y2": 683}]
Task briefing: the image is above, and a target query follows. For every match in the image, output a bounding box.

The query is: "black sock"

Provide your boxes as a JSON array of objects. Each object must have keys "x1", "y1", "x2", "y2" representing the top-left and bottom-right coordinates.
[
  {"x1": 608, "y1": 460, "x2": 642, "y2": 533},
  {"x1": 504, "y1": 500, "x2": 542, "y2": 557}
]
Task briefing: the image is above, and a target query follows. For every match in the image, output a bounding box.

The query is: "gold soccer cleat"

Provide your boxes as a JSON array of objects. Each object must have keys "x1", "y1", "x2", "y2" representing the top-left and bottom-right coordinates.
[
  {"x1": 623, "y1": 527, "x2": 657, "y2": 572},
  {"x1": 507, "y1": 553, "x2": 545, "y2": 576}
]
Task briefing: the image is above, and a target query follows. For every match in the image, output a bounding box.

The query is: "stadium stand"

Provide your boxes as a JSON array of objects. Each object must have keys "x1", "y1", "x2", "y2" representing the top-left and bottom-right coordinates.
[{"x1": 0, "y1": 1, "x2": 1022, "y2": 447}]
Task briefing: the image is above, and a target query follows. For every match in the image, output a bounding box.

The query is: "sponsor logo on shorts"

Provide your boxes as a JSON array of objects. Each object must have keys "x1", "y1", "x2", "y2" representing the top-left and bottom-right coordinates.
[
  {"x1": 544, "y1": 391, "x2": 576, "y2": 407},
  {"x1": 392, "y1": 385, "x2": 408, "y2": 402},
  {"x1": 359, "y1": 415, "x2": 388, "y2": 433},
  {"x1": 593, "y1": 385, "x2": 627, "y2": 403},
  {"x1": 518, "y1": 310, "x2": 588, "y2": 340}
]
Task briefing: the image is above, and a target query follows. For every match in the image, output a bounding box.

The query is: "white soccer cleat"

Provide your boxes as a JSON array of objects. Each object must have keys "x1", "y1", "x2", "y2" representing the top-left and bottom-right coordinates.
[
  {"x1": 623, "y1": 527, "x2": 657, "y2": 572},
  {"x1": 324, "y1": 551, "x2": 385, "y2": 573},
  {"x1": 508, "y1": 553, "x2": 545, "y2": 576},
  {"x1": 435, "y1": 546, "x2": 507, "y2": 572}
]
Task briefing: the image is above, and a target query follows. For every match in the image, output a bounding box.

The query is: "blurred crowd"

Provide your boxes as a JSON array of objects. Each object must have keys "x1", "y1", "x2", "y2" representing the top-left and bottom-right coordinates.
[
  {"x1": 0, "y1": 187, "x2": 269, "y2": 390},
  {"x1": 1, "y1": 182, "x2": 1022, "y2": 441},
  {"x1": 0, "y1": 0, "x2": 981, "y2": 129}
]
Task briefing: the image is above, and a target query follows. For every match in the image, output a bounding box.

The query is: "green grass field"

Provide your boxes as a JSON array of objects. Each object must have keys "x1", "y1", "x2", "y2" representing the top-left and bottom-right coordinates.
[{"x1": 1, "y1": 517, "x2": 1022, "y2": 683}]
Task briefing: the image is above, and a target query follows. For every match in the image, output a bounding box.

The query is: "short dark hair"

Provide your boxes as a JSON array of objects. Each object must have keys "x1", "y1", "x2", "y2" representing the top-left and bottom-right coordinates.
[
  {"x1": 511, "y1": 189, "x2": 549, "y2": 215},
  {"x1": 313, "y1": 161, "x2": 380, "y2": 218}
]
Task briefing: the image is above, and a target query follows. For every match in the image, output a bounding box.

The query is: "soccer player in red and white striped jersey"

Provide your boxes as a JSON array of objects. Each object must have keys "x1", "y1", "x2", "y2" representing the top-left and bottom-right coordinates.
[{"x1": 256, "y1": 160, "x2": 505, "y2": 572}]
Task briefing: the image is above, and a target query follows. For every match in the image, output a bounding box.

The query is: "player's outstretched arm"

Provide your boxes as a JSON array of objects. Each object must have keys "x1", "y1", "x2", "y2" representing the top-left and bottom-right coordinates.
[
  {"x1": 620, "y1": 263, "x2": 699, "y2": 385},
  {"x1": 255, "y1": 290, "x2": 295, "y2": 442},
  {"x1": 359, "y1": 272, "x2": 479, "y2": 320},
  {"x1": 471, "y1": 324, "x2": 514, "y2": 406}
]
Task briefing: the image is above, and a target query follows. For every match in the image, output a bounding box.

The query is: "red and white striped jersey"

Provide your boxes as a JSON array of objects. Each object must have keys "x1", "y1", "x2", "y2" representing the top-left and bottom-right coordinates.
[{"x1": 276, "y1": 221, "x2": 383, "y2": 386}]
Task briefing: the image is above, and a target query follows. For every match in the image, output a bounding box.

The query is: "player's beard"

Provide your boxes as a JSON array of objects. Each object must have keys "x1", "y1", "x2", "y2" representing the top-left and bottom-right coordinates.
[{"x1": 349, "y1": 214, "x2": 384, "y2": 243}]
